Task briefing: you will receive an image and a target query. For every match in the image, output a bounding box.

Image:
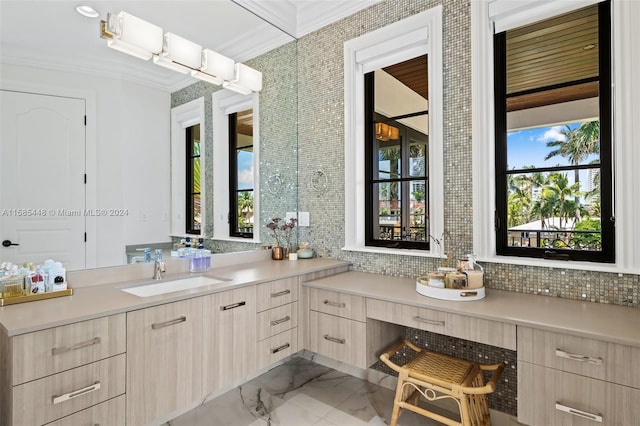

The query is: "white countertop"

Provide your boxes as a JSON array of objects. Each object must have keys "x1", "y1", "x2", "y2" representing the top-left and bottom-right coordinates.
[
  {"x1": 0, "y1": 258, "x2": 350, "y2": 336},
  {"x1": 302, "y1": 271, "x2": 640, "y2": 348}
]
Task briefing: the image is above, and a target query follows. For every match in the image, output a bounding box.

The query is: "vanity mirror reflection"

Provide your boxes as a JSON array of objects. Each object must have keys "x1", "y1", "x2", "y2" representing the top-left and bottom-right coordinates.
[{"x1": 0, "y1": 0, "x2": 298, "y2": 270}]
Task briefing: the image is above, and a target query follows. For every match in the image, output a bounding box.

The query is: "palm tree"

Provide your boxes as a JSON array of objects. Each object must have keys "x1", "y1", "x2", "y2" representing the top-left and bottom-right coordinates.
[{"x1": 545, "y1": 121, "x2": 600, "y2": 206}]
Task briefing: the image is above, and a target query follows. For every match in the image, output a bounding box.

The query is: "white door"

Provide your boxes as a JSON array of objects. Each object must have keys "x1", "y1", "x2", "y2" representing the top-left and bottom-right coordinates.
[{"x1": 0, "y1": 90, "x2": 86, "y2": 270}]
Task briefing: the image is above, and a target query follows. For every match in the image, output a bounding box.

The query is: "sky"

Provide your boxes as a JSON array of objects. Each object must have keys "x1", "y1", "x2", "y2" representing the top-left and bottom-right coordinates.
[
  {"x1": 508, "y1": 123, "x2": 578, "y2": 169},
  {"x1": 237, "y1": 151, "x2": 253, "y2": 190}
]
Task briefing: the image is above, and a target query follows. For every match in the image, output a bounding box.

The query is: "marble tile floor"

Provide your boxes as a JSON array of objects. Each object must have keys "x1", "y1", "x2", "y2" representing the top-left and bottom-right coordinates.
[{"x1": 166, "y1": 356, "x2": 522, "y2": 426}]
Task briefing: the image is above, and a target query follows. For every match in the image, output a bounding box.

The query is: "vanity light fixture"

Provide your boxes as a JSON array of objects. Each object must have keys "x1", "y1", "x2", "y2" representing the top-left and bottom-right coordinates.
[
  {"x1": 99, "y1": 11, "x2": 262, "y2": 93},
  {"x1": 191, "y1": 49, "x2": 236, "y2": 85},
  {"x1": 223, "y1": 63, "x2": 263, "y2": 95},
  {"x1": 153, "y1": 32, "x2": 202, "y2": 74},
  {"x1": 101, "y1": 12, "x2": 163, "y2": 61}
]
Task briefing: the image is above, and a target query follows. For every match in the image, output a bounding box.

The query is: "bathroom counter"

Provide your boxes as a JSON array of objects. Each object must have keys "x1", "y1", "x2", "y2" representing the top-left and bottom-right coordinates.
[
  {"x1": 302, "y1": 271, "x2": 640, "y2": 348},
  {"x1": 0, "y1": 257, "x2": 350, "y2": 336}
]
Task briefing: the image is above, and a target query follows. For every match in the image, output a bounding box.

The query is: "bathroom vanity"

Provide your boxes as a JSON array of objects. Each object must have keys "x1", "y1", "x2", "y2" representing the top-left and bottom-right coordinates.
[{"x1": 1, "y1": 260, "x2": 638, "y2": 426}]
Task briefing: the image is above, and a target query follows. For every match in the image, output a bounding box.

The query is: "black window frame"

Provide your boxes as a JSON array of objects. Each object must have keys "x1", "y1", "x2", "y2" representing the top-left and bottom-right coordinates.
[
  {"x1": 185, "y1": 124, "x2": 201, "y2": 235},
  {"x1": 228, "y1": 111, "x2": 254, "y2": 239},
  {"x1": 493, "y1": 0, "x2": 614, "y2": 262},
  {"x1": 364, "y1": 72, "x2": 430, "y2": 250}
]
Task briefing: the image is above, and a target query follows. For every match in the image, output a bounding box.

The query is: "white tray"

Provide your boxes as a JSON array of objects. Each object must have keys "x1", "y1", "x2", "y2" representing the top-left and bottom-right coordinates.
[{"x1": 416, "y1": 278, "x2": 485, "y2": 301}]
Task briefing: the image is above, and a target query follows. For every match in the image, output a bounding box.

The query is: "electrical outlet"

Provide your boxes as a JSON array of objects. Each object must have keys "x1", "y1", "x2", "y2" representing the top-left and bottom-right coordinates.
[
  {"x1": 285, "y1": 212, "x2": 297, "y2": 222},
  {"x1": 298, "y1": 212, "x2": 310, "y2": 226}
]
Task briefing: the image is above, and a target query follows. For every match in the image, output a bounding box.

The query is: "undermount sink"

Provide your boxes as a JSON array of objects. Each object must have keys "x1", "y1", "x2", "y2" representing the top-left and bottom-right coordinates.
[{"x1": 121, "y1": 276, "x2": 228, "y2": 297}]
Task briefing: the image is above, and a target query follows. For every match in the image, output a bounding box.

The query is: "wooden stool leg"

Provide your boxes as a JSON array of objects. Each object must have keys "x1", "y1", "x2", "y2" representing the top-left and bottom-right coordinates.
[{"x1": 389, "y1": 373, "x2": 407, "y2": 426}]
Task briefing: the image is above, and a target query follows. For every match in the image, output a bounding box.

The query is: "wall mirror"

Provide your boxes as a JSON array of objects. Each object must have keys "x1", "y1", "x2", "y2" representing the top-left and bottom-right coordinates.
[{"x1": 0, "y1": 0, "x2": 297, "y2": 270}]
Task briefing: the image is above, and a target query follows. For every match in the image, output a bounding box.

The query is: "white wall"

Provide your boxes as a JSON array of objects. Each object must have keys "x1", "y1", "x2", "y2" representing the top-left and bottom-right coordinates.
[{"x1": 0, "y1": 63, "x2": 171, "y2": 267}]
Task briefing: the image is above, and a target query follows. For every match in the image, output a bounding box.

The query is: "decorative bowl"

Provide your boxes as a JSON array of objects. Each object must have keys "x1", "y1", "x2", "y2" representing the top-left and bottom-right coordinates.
[{"x1": 297, "y1": 248, "x2": 314, "y2": 259}]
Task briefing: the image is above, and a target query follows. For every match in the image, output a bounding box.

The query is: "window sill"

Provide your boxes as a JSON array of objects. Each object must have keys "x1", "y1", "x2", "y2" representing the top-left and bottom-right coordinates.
[
  {"x1": 342, "y1": 245, "x2": 446, "y2": 259},
  {"x1": 477, "y1": 254, "x2": 634, "y2": 275},
  {"x1": 212, "y1": 236, "x2": 261, "y2": 245}
]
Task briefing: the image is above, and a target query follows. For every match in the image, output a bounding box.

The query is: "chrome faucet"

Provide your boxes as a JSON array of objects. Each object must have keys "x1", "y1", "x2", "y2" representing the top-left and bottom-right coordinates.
[{"x1": 153, "y1": 259, "x2": 166, "y2": 280}]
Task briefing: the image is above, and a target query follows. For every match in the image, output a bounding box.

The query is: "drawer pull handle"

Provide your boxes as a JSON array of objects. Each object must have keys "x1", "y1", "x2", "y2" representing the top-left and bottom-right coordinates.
[
  {"x1": 323, "y1": 300, "x2": 346, "y2": 308},
  {"x1": 555, "y1": 349, "x2": 603, "y2": 365},
  {"x1": 271, "y1": 289, "x2": 291, "y2": 298},
  {"x1": 460, "y1": 291, "x2": 478, "y2": 297},
  {"x1": 221, "y1": 301, "x2": 246, "y2": 311},
  {"x1": 271, "y1": 315, "x2": 291, "y2": 326},
  {"x1": 413, "y1": 316, "x2": 445, "y2": 326},
  {"x1": 52, "y1": 381, "x2": 101, "y2": 405},
  {"x1": 151, "y1": 316, "x2": 186, "y2": 329},
  {"x1": 555, "y1": 403, "x2": 603, "y2": 423},
  {"x1": 271, "y1": 343, "x2": 291, "y2": 354},
  {"x1": 51, "y1": 337, "x2": 101, "y2": 356},
  {"x1": 324, "y1": 335, "x2": 346, "y2": 344}
]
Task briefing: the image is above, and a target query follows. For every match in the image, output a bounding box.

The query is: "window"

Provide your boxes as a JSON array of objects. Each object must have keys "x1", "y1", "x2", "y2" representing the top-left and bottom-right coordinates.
[
  {"x1": 185, "y1": 124, "x2": 201, "y2": 234},
  {"x1": 343, "y1": 7, "x2": 444, "y2": 257},
  {"x1": 365, "y1": 63, "x2": 429, "y2": 249},
  {"x1": 212, "y1": 90, "x2": 260, "y2": 243},
  {"x1": 171, "y1": 97, "x2": 205, "y2": 237},
  {"x1": 229, "y1": 109, "x2": 254, "y2": 238},
  {"x1": 493, "y1": 1, "x2": 614, "y2": 262}
]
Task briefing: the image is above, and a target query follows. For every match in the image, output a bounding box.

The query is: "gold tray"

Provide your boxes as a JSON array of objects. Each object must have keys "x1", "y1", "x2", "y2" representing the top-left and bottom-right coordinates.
[{"x1": 0, "y1": 288, "x2": 73, "y2": 306}]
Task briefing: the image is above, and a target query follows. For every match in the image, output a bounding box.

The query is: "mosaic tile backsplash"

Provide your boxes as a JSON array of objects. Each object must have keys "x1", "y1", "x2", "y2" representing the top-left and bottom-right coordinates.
[
  {"x1": 370, "y1": 328, "x2": 517, "y2": 416},
  {"x1": 171, "y1": 0, "x2": 639, "y2": 308}
]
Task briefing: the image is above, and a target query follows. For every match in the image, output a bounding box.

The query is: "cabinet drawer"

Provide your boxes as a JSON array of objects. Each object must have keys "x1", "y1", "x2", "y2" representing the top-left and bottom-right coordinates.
[
  {"x1": 257, "y1": 329, "x2": 299, "y2": 369},
  {"x1": 518, "y1": 327, "x2": 640, "y2": 389},
  {"x1": 13, "y1": 354, "x2": 125, "y2": 426},
  {"x1": 308, "y1": 311, "x2": 366, "y2": 368},
  {"x1": 366, "y1": 298, "x2": 516, "y2": 350},
  {"x1": 257, "y1": 302, "x2": 298, "y2": 341},
  {"x1": 256, "y1": 277, "x2": 298, "y2": 312},
  {"x1": 518, "y1": 362, "x2": 640, "y2": 426},
  {"x1": 45, "y1": 394, "x2": 125, "y2": 426},
  {"x1": 12, "y1": 313, "x2": 126, "y2": 385},
  {"x1": 309, "y1": 288, "x2": 365, "y2": 321}
]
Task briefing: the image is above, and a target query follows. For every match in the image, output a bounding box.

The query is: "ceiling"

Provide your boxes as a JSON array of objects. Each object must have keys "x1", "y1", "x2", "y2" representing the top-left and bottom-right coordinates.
[
  {"x1": 506, "y1": 3, "x2": 600, "y2": 112},
  {"x1": 0, "y1": 0, "x2": 379, "y2": 92}
]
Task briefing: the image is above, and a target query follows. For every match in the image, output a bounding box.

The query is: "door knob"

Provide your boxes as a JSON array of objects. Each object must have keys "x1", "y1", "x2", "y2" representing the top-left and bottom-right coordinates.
[{"x1": 2, "y1": 240, "x2": 19, "y2": 247}]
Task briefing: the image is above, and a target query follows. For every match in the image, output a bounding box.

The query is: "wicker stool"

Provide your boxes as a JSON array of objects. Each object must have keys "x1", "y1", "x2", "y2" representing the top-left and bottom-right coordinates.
[{"x1": 379, "y1": 340, "x2": 504, "y2": 426}]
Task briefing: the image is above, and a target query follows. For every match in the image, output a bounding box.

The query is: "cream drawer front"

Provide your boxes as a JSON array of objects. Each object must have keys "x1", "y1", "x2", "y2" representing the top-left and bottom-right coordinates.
[
  {"x1": 518, "y1": 327, "x2": 640, "y2": 388},
  {"x1": 309, "y1": 311, "x2": 366, "y2": 368},
  {"x1": 367, "y1": 298, "x2": 447, "y2": 334},
  {"x1": 13, "y1": 354, "x2": 126, "y2": 426},
  {"x1": 256, "y1": 277, "x2": 298, "y2": 312},
  {"x1": 45, "y1": 394, "x2": 125, "y2": 426},
  {"x1": 12, "y1": 313, "x2": 126, "y2": 385},
  {"x1": 257, "y1": 302, "x2": 298, "y2": 341},
  {"x1": 366, "y1": 298, "x2": 515, "y2": 350},
  {"x1": 309, "y1": 288, "x2": 365, "y2": 321},
  {"x1": 257, "y1": 328, "x2": 299, "y2": 369},
  {"x1": 518, "y1": 362, "x2": 640, "y2": 426},
  {"x1": 446, "y1": 311, "x2": 516, "y2": 350}
]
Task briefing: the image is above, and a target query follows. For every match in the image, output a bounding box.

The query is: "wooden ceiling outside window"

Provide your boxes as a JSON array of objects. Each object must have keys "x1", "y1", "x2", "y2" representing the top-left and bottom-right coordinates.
[{"x1": 506, "y1": 4, "x2": 600, "y2": 112}]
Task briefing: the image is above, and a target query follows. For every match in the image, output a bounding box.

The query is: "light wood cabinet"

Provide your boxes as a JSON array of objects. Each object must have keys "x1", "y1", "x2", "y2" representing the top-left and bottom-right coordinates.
[
  {"x1": 45, "y1": 394, "x2": 125, "y2": 426},
  {"x1": 257, "y1": 301, "x2": 298, "y2": 341},
  {"x1": 12, "y1": 353, "x2": 125, "y2": 426},
  {"x1": 2, "y1": 314, "x2": 126, "y2": 426},
  {"x1": 257, "y1": 328, "x2": 299, "y2": 368},
  {"x1": 126, "y1": 297, "x2": 205, "y2": 426},
  {"x1": 517, "y1": 327, "x2": 640, "y2": 425},
  {"x1": 308, "y1": 311, "x2": 367, "y2": 368},
  {"x1": 256, "y1": 277, "x2": 298, "y2": 312},
  {"x1": 518, "y1": 362, "x2": 640, "y2": 426},
  {"x1": 309, "y1": 288, "x2": 366, "y2": 322},
  {"x1": 207, "y1": 285, "x2": 256, "y2": 391},
  {"x1": 11, "y1": 314, "x2": 126, "y2": 385},
  {"x1": 366, "y1": 298, "x2": 516, "y2": 350},
  {"x1": 518, "y1": 327, "x2": 640, "y2": 389}
]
